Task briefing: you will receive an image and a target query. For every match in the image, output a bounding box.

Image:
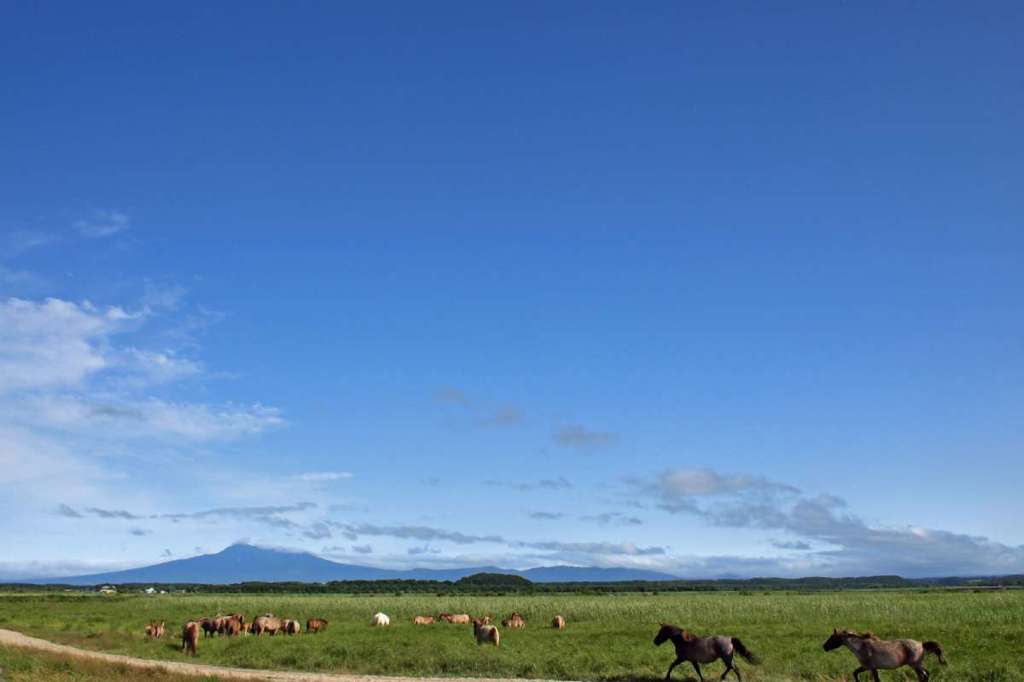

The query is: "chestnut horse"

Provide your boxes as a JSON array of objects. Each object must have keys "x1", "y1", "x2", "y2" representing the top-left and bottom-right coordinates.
[
  {"x1": 823, "y1": 629, "x2": 946, "y2": 681},
  {"x1": 501, "y1": 612, "x2": 525, "y2": 629},
  {"x1": 654, "y1": 624, "x2": 758, "y2": 681},
  {"x1": 181, "y1": 621, "x2": 199, "y2": 656}
]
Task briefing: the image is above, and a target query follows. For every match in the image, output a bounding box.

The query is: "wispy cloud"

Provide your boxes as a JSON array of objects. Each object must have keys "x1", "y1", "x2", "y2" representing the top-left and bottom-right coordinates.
[
  {"x1": 407, "y1": 545, "x2": 441, "y2": 556},
  {"x1": 553, "y1": 424, "x2": 618, "y2": 450},
  {"x1": 580, "y1": 512, "x2": 644, "y2": 527},
  {"x1": 74, "y1": 210, "x2": 130, "y2": 238},
  {"x1": 437, "y1": 386, "x2": 524, "y2": 427},
  {"x1": 516, "y1": 540, "x2": 665, "y2": 557},
  {"x1": 484, "y1": 476, "x2": 572, "y2": 492},
  {"x1": 56, "y1": 504, "x2": 83, "y2": 518},
  {"x1": 85, "y1": 507, "x2": 144, "y2": 520},
  {"x1": 331, "y1": 522, "x2": 504, "y2": 545},
  {"x1": 302, "y1": 522, "x2": 333, "y2": 540},
  {"x1": 528, "y1": 511, "x2": 565, "y2": 520},
  {"x1": 159, "y1": 502, "x2": 317, "y2": 521},
  {"x1": 294, "y1": 472, "x2": 353, "y2": 482}
]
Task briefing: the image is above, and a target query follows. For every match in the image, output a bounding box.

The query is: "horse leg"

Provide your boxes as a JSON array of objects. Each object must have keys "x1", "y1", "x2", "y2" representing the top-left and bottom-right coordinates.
[
  {"x1": 870, "y1": 670, "x2": 881, "y2": 682},
  {"x1": 664, "y1": 657, "x2": 682, "y2": 680},
  {"x1": 852, "y1": 666, "x2": 867, "y2": 682},
  {"x1": 691, "y1": 661, "x2": 705, "y2": 682},
  {"x1": 719, "y1": 653, "x2": 740, "y2": 682},
  {"x1": 912, "y1": 664, "x2": 929, "y2": 682}
]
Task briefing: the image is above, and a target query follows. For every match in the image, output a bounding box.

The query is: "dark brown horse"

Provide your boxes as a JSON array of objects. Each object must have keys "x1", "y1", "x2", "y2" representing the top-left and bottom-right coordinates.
[
  {"x1": 654, "y1": 624, "x2": 758, "y2": 681},
  {"x1": 823, "y1": 629, "x2": 946, "y2": 681}
]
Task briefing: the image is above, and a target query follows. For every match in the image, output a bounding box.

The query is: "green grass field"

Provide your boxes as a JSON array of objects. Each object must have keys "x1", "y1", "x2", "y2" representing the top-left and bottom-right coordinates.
[{"x1": 0, "y1": 590, "x2": 1020, "y2": 681}]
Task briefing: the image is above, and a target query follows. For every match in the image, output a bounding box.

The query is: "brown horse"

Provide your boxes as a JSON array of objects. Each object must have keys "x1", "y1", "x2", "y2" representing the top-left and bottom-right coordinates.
[
  {"x1": 823, "y1": 629, "x2": 946, "y2": 681},
  {"x1": 413, "y1": 615, "x2": 436, "y2": 625},
  {"x1": 181, "y1": 621, "x2": 199, "y2": 656},
  {"x1": 145, "y1": 621, "x2": 165, "y2": 638},
  {"x1": 654, "y1": 624, "x2": 758, "y2": 681},
  {"x1": 222, "y1": 617, "x2": 242, "y2": 637},
  {"x1": 551, "y1": 615, "x2": 566, "y2": 630},
  {"x1": 440, "y1": 613, "x2": 471, "y2": 624},
  {"x1": 501, "y1": 612, "x2": 526, "y2": 629},
  {"x1": 219, "y1": 614, "x2": 244, "y2": 635},
  {"x1": 307, "y1": 617, "x2": 329, "y2": 633},
  {"x1": 283, "y1": 619, "x2": 301, "y2": 635}
]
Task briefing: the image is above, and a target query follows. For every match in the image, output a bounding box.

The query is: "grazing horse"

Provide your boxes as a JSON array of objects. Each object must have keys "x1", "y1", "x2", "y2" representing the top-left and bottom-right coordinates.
[
  {"x1": 283, "y1": 619, "x2": 301, "y2": 635},
  {"x1": 251, "y1": 615, "x2": 283, "y2": 636},
  {"x1": 145, "y1": 621, "x2": 165, "y2": 638},
  {"x1": 222, "y1": 618, "x2": 242, "y2": 637},
  {"x1": 502, "y1": 612, "x2": 526, "y2": 629},
  {"x1": 199, "y1": 618, "x2": 219, "y2": 638},
  {"x1": 181, "y1": 621, "x2": 199, "y2": 656},
  {"x1": 414, "y1": 615, "x2": 436, "y2": 625},
  {"x1": 307, "y1": 618, "x2": 328, "y2": 633},
  {"x1": 654, "y1": 624, "x2": 758, "y2": 681},
  {"x1": 219, "y1": 614, "x2": 244, "y2": 636},
  {"x1": 371, "y1": 612, "x2": 390, "y2": 626},
  {"x1": 551, "y1": 615, "x2": 566, "y2": 630},
  {"x1": 472, "y1": 618, "x2": 500, "y2": 646},
  {"x1": 440, "y1": 613, "x2": 472, "y2": 624},
  {"x1": 823, "y1": 629, "x2": 946, "y2": 681}
]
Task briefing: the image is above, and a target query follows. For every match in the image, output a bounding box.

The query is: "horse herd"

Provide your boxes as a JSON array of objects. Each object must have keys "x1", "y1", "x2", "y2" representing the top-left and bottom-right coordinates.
[
  {"x1": 145, "y1": 613, "x2": 947, "y2": 681},
  {"x1": 145, "y1": 610, "x2": 566, "y2": 658},
  {"x1": 145, "y1": 613, "x2": 331, "y2": 656}
]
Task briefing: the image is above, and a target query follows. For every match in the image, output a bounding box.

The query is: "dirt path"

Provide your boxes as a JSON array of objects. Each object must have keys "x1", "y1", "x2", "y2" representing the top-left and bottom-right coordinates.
[{"x1": 0, "y1": 628, "x2": 574, "y2": 682}]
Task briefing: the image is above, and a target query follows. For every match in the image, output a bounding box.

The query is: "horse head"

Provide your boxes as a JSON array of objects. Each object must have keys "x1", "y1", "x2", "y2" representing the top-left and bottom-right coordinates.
[
  {"x1": 653, "y1": 623, "x2": 676, "y2": 646},
  {"x1": 822, "y1": 628, "x2": 846, "y2": 651}
]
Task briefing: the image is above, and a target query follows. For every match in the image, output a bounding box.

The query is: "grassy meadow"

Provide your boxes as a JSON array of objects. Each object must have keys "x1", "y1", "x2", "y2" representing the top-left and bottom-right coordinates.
[
  {"x1": 0, "y1": 645, "x2": 224, "y2": 682},
  {"x1": 0, "y1": 590, "x2": 1021, "y2": 681}
]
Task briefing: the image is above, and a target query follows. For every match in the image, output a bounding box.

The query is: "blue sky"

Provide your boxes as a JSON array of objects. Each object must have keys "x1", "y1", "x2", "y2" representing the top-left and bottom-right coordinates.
[{"x1": 1, "y1": 2, "x2": 1022, "y2": 579}]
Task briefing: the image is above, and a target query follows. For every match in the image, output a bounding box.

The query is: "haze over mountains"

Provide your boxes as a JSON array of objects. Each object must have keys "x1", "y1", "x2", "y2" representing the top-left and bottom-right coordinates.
[{"x1": 22, "y1": 544, "x2": 680, "y2": 585}]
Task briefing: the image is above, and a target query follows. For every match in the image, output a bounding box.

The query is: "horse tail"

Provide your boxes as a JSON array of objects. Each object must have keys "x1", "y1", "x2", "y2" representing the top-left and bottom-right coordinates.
[
  {"x1": 731, "y1": 637, "x2": 760, "y2": 664},
  {"x1": 923, "y1": 641, "x2": 947, "y2": 665}
]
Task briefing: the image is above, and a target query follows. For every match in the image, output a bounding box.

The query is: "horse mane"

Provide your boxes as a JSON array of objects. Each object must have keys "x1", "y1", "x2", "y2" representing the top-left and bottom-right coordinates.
[{"x1": 855, "y1": 631, "x2": 877, "y2": 640}]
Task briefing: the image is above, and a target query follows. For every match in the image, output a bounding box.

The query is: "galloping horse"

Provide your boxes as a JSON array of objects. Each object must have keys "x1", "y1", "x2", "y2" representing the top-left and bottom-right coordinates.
[
  {"x1": 654, "y1": 624, "x2": 758, "y2": 681},
  {"x1": 823, "y1": 629, "x2": 946, "y2": 681}
]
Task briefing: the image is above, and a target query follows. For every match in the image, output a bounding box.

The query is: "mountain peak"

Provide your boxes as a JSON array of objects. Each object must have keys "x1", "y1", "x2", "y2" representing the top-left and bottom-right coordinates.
[{"x1": 25, "y1": 543, "x2": 680, "y2": 585}]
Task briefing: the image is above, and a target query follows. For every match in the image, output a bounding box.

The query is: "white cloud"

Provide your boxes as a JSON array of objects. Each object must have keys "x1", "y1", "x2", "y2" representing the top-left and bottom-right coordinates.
[
  {"x1": 74, "y1": 210, "x2": 130, "y2": 238},
  {"x1": 118, "y1": 348, "x2": 203, "y2": 385},
  {"x1": 647, "y1": 467, "x2": 1024, "y2": 577},
  {"x1": 0, "y1": 298, "x2": 130, "y2": 394},
  {"x1": 12, "y1": 394, "x2": 282, "y2": 441},
  {"x1": 295, "y1": 472, "x2": 354, "y2": 482}
]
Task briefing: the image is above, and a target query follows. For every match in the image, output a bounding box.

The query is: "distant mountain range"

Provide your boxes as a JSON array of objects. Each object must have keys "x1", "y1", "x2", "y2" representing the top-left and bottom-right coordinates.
[{"x1": 21, "y1": 543, "x2": 681, "y2": 585}]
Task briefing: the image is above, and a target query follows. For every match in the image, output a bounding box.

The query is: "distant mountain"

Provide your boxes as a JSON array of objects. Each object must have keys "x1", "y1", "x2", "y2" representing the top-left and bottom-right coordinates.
[
  {"x1": 23, "y1": 543, "x2": 681, "y2": 585},
  {"x1": 519, "y1": 565, "x2": 677, "y2": 582}
]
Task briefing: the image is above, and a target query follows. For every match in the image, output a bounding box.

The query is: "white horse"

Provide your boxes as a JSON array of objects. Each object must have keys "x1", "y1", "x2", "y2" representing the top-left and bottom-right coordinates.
[{"x1": 371, "y1": 612, "x2": 390, "y2": 626}]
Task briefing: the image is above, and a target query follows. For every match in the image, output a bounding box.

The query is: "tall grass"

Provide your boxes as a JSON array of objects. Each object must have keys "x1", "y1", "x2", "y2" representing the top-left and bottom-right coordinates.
[{"x1": 0, "y1": 590, "x2": 1020, "y2": 680}]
